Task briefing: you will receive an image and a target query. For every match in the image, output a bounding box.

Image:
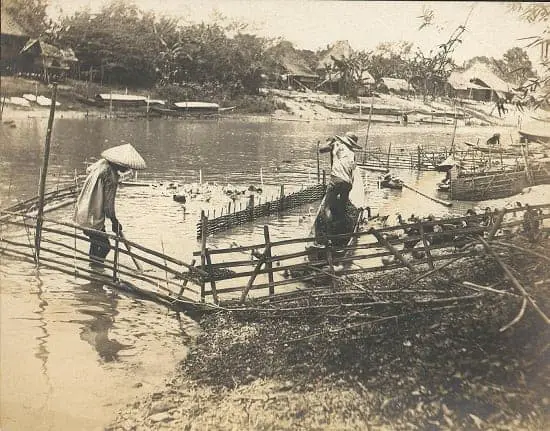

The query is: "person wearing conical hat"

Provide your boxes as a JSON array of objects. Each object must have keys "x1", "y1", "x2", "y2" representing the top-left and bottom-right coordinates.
[
  {"x1": 74, "y1": 144, "x2": 146, "y2": 269},
  {"x1": 318, "y1": 131, "x2": 361, "y2": 218}
]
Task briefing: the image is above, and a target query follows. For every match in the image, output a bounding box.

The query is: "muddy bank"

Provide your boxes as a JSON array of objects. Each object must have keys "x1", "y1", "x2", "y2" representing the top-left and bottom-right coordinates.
[{"x1": 110, "y1": 235, "x2": 550, "y2": 430}]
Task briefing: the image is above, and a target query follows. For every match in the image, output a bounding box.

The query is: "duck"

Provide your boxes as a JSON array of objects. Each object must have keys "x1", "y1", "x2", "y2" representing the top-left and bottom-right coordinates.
[{"x1": 173, "y1": 194, "x2": 187, "y2": 203}]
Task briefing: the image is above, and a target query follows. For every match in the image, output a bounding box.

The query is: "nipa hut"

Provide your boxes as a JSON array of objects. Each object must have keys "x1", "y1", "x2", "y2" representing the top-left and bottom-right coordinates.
[
  {"x1": 446, "y1": 63, "x2": 512, "y2": 102},
  {"x1": 0, "y1": 7, "x2": 28, "y2": 74},
  {"x1": 316, "y1": 40, "x2": 351, "y2": 93},
  {"x1": 378, "y1": 77, "x2": 412, "y2": 95},
  {"x1": 19, "y1": 39, "x2": 78, "y2": 83},
  {"x1": 280, "y1": 58, "x2": 318, "y2": 92}
]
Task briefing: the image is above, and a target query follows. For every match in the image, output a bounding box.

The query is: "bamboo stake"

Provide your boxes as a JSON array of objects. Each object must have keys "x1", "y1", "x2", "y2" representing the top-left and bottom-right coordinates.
[
  {"x1": 369, "y1": 228, "x2": 416, "y2": 272},
  {"x1": 418, "y1": 223, "x2": 434, "y2": 269},
  {"x1": 205, "y1": 249, "x2": 219, "y2": 304},
  {"x1": 120, "y1": 232, "x2": 142, "y2": 271},
  {"x1": 200, "y1": 210, "x2": 207, "y2": 302},
  {"x1": 240, "y1": 253, "x2": 266, "y2": 304},
  {"x1": 179, "y1": 259, "x2": 196, "y2": 297},
  {"x1": 264, "y1": 225, "x2": 275, "y2": 297},
  {"x1": 34, "y1": 83, "x2": 58, "y2": 264},
  {"x1": 364, "y1": 99, "x2": 374, "y2": 152},
  {"x1": 478, "y1": 237, "x2": 550, "y2": 325}
]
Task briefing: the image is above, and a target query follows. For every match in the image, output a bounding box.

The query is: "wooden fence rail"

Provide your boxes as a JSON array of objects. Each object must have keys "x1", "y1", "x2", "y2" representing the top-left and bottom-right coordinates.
[
  {"x1": 2, "y1": 186, "x2": 549, "y2": 310},
  {"x1": 190, "y1": 204, "x2": 550, "y2": 301}
]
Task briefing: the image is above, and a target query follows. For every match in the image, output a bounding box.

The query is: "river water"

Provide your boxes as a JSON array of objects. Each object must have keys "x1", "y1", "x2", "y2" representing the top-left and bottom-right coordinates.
[{"x1": 1, "y1": 115, "x2": 496, "y2": 430}]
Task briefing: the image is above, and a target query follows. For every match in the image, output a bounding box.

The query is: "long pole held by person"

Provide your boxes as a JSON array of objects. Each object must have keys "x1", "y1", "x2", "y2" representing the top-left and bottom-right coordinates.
[{"x1": 35, "y1": 83, "x2": 58, "y2": 264}]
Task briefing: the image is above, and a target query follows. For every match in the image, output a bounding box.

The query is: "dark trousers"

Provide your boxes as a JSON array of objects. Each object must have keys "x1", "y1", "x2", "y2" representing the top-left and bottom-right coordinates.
[
  {"x1": 84, "y1": 228, "x2": 111, "y2": 265},
  {"x1": 314, "y1": 176, "x2": 352, "y2": 245},
  {"x1": 325, "y1": 176, "x2": 352, "y2": 217}
]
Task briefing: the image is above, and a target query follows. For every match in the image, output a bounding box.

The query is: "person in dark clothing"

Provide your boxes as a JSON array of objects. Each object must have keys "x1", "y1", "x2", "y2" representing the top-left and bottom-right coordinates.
[{"x1": 486, "y1": 133, "x2": 500, "y2": 146}]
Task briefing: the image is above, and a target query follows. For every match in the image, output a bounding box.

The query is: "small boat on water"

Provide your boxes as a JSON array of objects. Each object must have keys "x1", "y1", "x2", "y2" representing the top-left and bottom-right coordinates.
[
  {"x1": 437, "y1": 179, "x2": 450, "y2": 192},
  {"x1": 379, "y1": 173, "x2": 403, "y2": 190},
  {"x1": 464, "y1": 141, "x2": 522, "y2": 155}
]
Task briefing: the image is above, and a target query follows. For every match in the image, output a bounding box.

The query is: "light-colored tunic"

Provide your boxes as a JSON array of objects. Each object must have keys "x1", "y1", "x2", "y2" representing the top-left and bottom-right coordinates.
[
  {"x1": 74, "y1": 159, "x2": 119, "y2": 230},
  {"x1": 331, "y1": 141, "x2": 356, "y2": 184}
]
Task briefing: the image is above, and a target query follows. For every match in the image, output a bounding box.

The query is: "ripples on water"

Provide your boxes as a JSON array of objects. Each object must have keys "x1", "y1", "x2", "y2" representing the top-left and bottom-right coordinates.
[{"x1": 0, "y1": 116, "x2": 502, "y2": 429}]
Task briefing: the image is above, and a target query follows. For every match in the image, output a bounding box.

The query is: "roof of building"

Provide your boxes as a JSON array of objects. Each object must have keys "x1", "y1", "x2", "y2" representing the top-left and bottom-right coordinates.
[
  {"x1": 447, "y1": 64, "x2": 512, "y2": 93},
  {"x1": 20, "y1": 39, "x2": 78, "y2": 62},
  {"x1": 447, "y1": 70, "x2": 486, "y2": 90},
  {"x1": 1, "y1": 8, "x2": 27, "y2": 37},
  {"x1": 317, "y1": 40, "x2": 353, "y2": 70},
  {"x1": 380, "y1": 77, "x2": 410, "y2": 92},
  {"x1": 281, "y1": 57, "x2": 318, "y2": 78}
]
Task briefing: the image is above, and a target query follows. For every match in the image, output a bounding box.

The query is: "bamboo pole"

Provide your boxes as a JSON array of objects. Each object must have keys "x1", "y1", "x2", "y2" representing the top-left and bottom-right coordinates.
[
  {"x1": 478, "y1": 237, "x2": 550, "y2": 325},
  {"x1": 418, "y1": 223, "x2": 434, "y2": 269},
  {"x1": 317, "y1": 141, "x2": 321, "y2": 183},
  {"x1": 240, "y1": 253, "x2": 266, "y2": 304},
  {"x1": 34, "y1": 83, "x2": 58, "y2": 264},
  {"x1": 369, "y1": 228, "x2": 417, "y2": 272},
  {"x1": 364, "y1": 99, "x2": 374, "y2": 152},
  {"x1": 200, "y1": 210, "x2": 207, "y2": 302},
  {"x1": 205, "y1": 249, "x2": 219, "y2": 304},
  {"x1": 264, "y1": 225, "x2": 275, "y2": 297},
  {"x1": 402, "y1": 183, "x2": 452, "y2": 207}
]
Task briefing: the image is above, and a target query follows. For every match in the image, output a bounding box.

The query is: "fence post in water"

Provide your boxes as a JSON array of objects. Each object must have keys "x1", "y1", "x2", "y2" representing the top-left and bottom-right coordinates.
[
  {"x1": 417, "y1": 146, "x2": 421, "y2": 170},
  {"x1": 113, "y1": 228, "x2": 120, "y2": 281},
  {"x1": 264, "y1": 225, "x2": 275, "y2": 297},
  {"x1": 326, "y1": 240, "x2": 336, "y2": 290},
  {"x1": 248, "y1": 194, "x2": 255, "y2": 221},
  {"x1": 387, "y1": 143, "x2": 392, "y2": 169},
  {"x1": 178, "y1": 258, "x2": 196, "y2": 297},
  {"x1": 34, "y1": 83, "x2": 58, "y2": 264},
  {"x1": 317, "y1": 141, "x2": 321, "y2": 183},
  {"x1": 322, "y1": 170, "x2": 326, "y2": 186},
  {"x1": 205, "y1": 249, "x2": 219, "y2": 304},
  {"x1": 200, "y1": 210, "x2": 208, "y2": 302}
]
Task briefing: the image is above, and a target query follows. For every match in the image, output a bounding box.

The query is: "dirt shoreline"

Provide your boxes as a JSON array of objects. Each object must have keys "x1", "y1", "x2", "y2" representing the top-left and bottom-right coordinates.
[{"x1": 110, "y1": 235, "x2": 550, "y2": 430}]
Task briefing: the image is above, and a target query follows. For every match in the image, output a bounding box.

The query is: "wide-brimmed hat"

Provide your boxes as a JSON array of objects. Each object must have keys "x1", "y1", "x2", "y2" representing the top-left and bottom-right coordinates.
[
  {"x1": 335, "y1": 134, "x2": 362, "y2": 150},
  {"x1": 101, "y1": 144, "x2": 147, "y2": 170}
]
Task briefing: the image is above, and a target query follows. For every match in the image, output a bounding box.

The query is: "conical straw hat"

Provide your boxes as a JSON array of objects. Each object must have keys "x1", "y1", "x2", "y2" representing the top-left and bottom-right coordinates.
[{"x1": 101, "y1": 144, "x2": 146, "y2": 170}]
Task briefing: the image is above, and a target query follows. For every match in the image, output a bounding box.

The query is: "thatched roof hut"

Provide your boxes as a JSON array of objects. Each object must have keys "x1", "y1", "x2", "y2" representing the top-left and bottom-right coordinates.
[
  {"x1": 1, "y1": 7, "x2": 29, "y2": 72},
  {"x1": 379, "y1": 77, "x2": 410, "y2": 93},
  {"x1": 19, "y1": 39, "x2": 78, "y2": 81},
  {"x1": 447, "y1": 63, "x2": 512, "y2": 101},
  {"x1": 316, "y1": 40, "x2": 353, "y2": 71}
]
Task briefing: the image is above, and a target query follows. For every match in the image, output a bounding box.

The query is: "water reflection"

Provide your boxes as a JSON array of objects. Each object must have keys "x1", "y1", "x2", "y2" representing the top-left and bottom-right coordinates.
[
  {"x1": 71, "y1": 282, "x2": 132, "y2": 362},
  {"x1": 33, "y1": 274, "x2": 53, "y2": 430}
]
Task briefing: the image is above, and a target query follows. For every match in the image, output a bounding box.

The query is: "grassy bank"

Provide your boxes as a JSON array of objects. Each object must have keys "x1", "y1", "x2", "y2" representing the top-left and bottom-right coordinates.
[{"x1": 111, "y1": 235, "x2": 550, "y2": 430}]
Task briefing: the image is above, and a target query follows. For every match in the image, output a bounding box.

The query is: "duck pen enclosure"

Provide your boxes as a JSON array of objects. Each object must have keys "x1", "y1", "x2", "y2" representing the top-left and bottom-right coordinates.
[
  {"x1": 2, "y1": 187, "x2": 550, "y2": 328},
  {"x1": 196, "y1": 182, "x2": 327, "y2": 238}
]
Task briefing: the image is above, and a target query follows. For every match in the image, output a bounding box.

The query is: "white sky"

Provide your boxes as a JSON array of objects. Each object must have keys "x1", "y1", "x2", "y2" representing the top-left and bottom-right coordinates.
[{"x1": 47, "y1": 1, "x2": 546, "y2": 65}]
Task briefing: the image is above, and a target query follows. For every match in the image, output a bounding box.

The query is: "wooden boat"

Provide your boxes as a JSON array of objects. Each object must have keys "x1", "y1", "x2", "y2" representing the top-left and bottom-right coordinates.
[
  {"x1": 463, "y1": 141, "x2": 522, "y2": 155},
  {"x1": 437, "y1": 180, "x2": 450, "y2": 192},
  {"x1": 519, "y1": 130, "x2": 550, "y2": 144},
  {"x1": 152, "y1": 102, "x2": 226, "y2": 117},
  {"x1": 449, "y1": 166, "x2": 528, "y2": 201},
  {"x1": 379, "y1": 174, "x2": 403, "y2": 190},
  {"x1": 95, "y1": 93, "x2": 148, "y2": 107},
  {"x1": 173, "y1": 101, "x2": 220, "y2": 114}
]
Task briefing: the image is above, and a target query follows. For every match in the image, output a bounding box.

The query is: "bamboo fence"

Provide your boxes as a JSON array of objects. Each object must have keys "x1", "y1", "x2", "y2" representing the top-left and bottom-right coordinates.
[
  {"x1": 193, "y1": 204, "x2": 550, "y2": 305},
  {"x1": 196, "y1": 183, "x2": 327, "y2": 238},
  {"x1": 2, "y1": 185, "x2": 549, "y2": 316}
]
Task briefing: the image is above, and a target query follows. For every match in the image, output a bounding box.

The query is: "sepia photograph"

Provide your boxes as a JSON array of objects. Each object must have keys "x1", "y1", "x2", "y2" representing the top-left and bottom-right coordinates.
[{"x1": 1, "y1": 1, "x2": 549, "y2": 429}]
